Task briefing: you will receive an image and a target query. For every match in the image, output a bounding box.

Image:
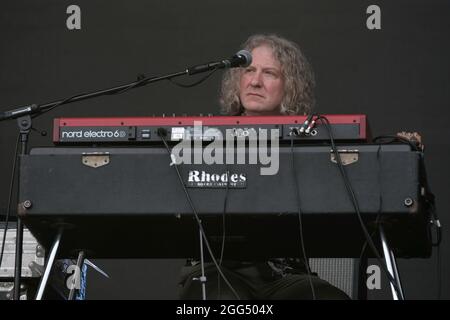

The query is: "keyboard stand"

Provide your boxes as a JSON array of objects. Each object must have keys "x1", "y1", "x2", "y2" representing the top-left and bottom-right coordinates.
[
  {"x1": 35, "y1": 230, "x2": 62, "y2": 300},
  {"x1": 379, "y1": 226, "x2": 405, "y2": 300}
]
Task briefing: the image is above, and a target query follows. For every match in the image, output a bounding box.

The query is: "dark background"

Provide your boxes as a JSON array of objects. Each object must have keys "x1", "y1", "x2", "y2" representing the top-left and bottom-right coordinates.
[{"x1": 0, "y1": 0, "x2": 448, "y2": 299}]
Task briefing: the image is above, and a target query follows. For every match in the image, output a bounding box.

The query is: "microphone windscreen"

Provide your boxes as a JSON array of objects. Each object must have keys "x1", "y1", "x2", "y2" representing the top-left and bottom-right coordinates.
[{"x1": 236, "y1": 50, "x2": 252, "y2": 67}]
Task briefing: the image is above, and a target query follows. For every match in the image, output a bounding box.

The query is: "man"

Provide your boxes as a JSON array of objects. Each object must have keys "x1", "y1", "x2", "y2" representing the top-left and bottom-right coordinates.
[
  {"x1": 178, "y1": 34, "x2": 349, "y2": 300},
  {"x1": 220, "y1": 33, "x2": 315, "y2": 116}
]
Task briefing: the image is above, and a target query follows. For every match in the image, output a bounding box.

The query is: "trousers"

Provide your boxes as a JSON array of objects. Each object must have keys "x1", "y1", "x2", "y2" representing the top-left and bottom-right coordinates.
[{"x1": 178, "y1": 261, "x2": 350, "y2": 300}]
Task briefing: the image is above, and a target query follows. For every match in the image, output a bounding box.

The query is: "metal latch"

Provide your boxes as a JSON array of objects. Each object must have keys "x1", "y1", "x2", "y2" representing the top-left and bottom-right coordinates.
[
  {"x1": 82, "y1": 152, "x2": 110, "y2": 168},
  {"x1": 330, "y1": 149, "x2": 359, "y2": 166}
]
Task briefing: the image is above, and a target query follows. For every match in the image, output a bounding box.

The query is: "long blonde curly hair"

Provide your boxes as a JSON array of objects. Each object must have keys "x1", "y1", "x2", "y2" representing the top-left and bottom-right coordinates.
[{"x1": 220, "y1": 34, "x2": 315, "y2": 115}]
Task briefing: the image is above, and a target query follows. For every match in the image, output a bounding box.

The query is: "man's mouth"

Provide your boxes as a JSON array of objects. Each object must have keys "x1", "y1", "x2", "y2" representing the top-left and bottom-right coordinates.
[{"x1": 247, "y1": 93, "x2": 264, "y2": 98}]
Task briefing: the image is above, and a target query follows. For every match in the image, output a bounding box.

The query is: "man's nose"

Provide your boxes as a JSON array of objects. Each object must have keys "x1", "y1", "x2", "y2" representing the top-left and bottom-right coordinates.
[{"x1": 250, "y1": 71, "x2": 262, "y2": 87}]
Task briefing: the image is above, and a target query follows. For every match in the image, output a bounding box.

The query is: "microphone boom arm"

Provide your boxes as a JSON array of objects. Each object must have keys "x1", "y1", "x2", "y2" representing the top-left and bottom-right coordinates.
[
  {"x1": 0, "y1": 70, "x2": 188, "y2": 121},
  {"x1": 0, "y1": 50, "x2": 252, "y2": 121}
]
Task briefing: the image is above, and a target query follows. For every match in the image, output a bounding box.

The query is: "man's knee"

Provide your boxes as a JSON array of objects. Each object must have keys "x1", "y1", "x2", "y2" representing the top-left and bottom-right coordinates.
[
  {"x1": 269, "y1": 274, "x2": 350, "y2": 300},
  {"x1": 305, "y1": 276, "x2": 351, "y2": 300}
]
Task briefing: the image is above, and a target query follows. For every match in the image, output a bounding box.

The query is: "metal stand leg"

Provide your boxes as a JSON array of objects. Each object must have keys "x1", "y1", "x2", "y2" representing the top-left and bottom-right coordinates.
[
  {"x1": 68, "y1": 251, "x2": 85, "y2": 300},
  {"x1": 35, "y1": 231, "x2": 62, "y2": 300},
  {"x1": 379, "y1": 226, "x2": 405, "y2": 300},
  {"x1": 14, "y1": 116, "x2": 32, "y2": 300}
]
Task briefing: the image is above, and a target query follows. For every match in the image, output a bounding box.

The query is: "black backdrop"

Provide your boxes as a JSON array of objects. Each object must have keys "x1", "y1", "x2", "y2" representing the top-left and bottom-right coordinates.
[{"x1": 0, "y1": 0, "x2": 449, "y2": 299}]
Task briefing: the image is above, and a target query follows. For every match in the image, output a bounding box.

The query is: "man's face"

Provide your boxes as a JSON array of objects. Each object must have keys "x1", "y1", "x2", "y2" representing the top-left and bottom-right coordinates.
[{"x1": 239, "y1": 45, "x2": 285, "y2": 115}]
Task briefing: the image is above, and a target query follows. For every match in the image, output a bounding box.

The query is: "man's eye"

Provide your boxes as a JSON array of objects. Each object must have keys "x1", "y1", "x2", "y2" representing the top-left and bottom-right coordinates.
[
  {"x1": 264, "y1": 71, "x2": 277, "y2": 77},
  {"x1": 244, "y1": 68, "x2": 255, "y2": 73}
]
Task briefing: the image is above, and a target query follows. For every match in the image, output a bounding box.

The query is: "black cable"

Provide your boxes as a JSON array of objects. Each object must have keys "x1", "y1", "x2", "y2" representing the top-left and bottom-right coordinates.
[
  {"x1": 157, "y1": 129, "x2": 240, "y2": 300},
  {"x1": 219, "y1": 169, "x2": 230, "y2": 264},
  {"x1": 358, "y1": 145, "x2": 384, "y2": 279},
  {"x1": 358, "y1": 212, "x2": 383, "y2": 277},
  {"x1": 31, "y1": 95, "x2": 74, "y2": 119},
  {"x1": 418, "y1": 153, "x2": 441, "y2": 247},
  {"x1": 437, "y1": 244, "x2": 442, "y2": 300},
  {"x1": 418, "y1": 148, "x2": 441, "y2": 307},
  {"x1": 0, "y1": 133, "x2": 21, "y2": 269},
  {"x1": 419, "y1": 151, "x2": 443, "y2": 299},
  {"x1": 376, "y1": 133, "x2": 442, "y2": 299},
  {"x1": 30, "y1": 69, "x2": 202, "y2": 119},
  {"x1": 320, "y1": 115, "x2": 404, "y2": 297},
  {"x1": 289, "y1": 135, "x2": 316, "y2": 300},
  {"x1": 316, "y1": 115, "x2": 403, "y2": 298},
  {"x1": 217, "y1": 168, "x2": 230, "y2": 298},
  {"x1": 169, "y1": 68, "x2": 219, "y2": 88},
  {"x1": 372, "y1": 135, "x2": 420, "y2": 152},
  {"x1": 38, "y1": 69, "x2": 214, "y2": 118},
  {"x1": 31, "y1": 75, "x2": 158, "y2": 119},
  {"x1": 429, "y1": 201, "x2": 441, "y2": 247},
  {"x1": 219, "y1": 170, "x2": 229, "y2": 264},
  {"x1": 104, "y1": 74, "x2": 158, "y2": 95}
]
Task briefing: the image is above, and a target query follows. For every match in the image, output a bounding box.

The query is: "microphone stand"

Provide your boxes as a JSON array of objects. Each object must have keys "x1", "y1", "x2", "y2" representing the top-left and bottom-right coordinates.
[
  {"x1": 0, "y1": 67, "x2": 197, "y2": 300},
  {"x1": 0, "y1": 70, "x2": 188, "y2": 122},
  {"x1": 12, "y1": 115, "x2": 32, "y2": 300}
]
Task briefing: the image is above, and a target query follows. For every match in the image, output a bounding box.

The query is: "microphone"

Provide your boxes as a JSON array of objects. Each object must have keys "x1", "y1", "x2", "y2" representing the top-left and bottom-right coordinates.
[{"x1": 187, "y1": 50, "x2": 252, "y2": 75}]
